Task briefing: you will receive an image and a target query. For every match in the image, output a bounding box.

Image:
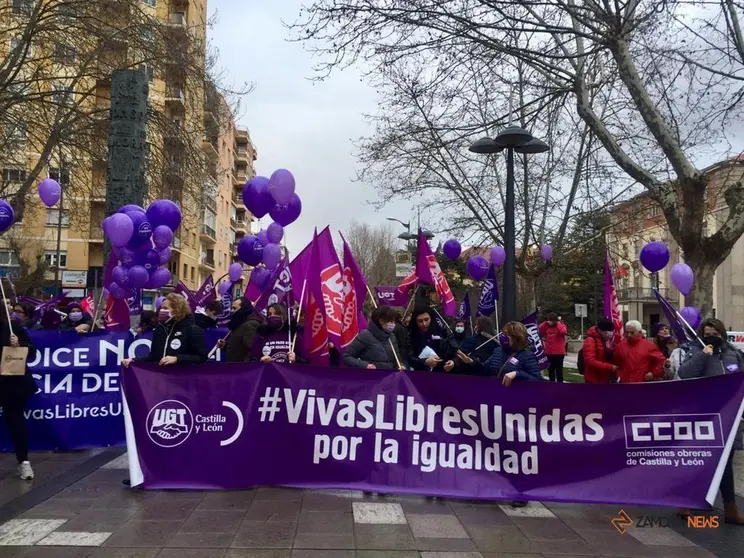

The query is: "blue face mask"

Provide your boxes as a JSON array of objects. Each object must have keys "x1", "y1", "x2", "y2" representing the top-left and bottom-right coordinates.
[{"x1": 499, "y1": 333, "x2": 510, "y2": 350}]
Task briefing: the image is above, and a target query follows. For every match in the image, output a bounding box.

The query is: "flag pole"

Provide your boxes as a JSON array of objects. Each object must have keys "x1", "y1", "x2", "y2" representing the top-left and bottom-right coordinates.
[
  {"x1": 365, "y1": 284, "x2": 404, "y2": 370},
  {"x1": 468, "y1": 333, "x2": 499, "y2": 356},
  {"x1": 494, "y1": 300, "x2": 500, "y2": 333},
  {"x1": 91, "y1": 287, "x2": 107, "y2": 331},
  {"x1": 291, "y1": 278, "x2": 308, "y2": 353},
  {"x1": 207, "y1": 330, "x2": 231, "y2": 359},
  {"x1": 431, "y1": 306, "x2": 453, "y2": 334},
  {"x1": 404, "y1": 285, "x2": 418, "y2": 317}
]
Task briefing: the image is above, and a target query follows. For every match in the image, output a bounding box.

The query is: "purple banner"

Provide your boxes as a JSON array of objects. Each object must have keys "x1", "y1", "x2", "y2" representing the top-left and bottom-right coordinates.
[
  {"x1": 522, "y1": 311, "x2": 549, "y2": 370},
  {"x1": 374, "y1": 286, "x2": 408, "y2": 307},
  {"x1": 123, "y1": 363, "x2": 744, "y2": 507}
]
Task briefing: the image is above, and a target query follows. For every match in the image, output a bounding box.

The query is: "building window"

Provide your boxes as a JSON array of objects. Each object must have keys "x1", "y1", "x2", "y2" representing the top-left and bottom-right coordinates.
[
  {"x1": 49, "y1": 167, "x2": 70, "y2": 185},
  {"x1": 2, "y1": 168, "x2": 26, "y2": 182},
  {"x1": 9, "y1": 37, "x2": 32, "y2": 57},
  {"x1": 53, "y1": 43, "x2": 76, "y2": 65},
  {"x1": 0, "y1": 250, "x2": 20, "y2": 268},
  {"x1": 44, "y1": 251, "x2": 67, "y2": 268},
  {"x1": 52, "y1": 83, "x2": 74, "y2": 105},
  {"x1": 141, "y1": 0, "x2": 156, "y2": 7},
  {"x1": 190, "y1": 266, "x2": 195, "y2": 281},
  {"x1": 46, "y1": 208, "x2": 69, "y2": 226},
  {"x1": 12, "y1": 0, "x2": 35, "y2": 16},
  {"x1": 182, "y1": 263, "x2": 187, "y2": 278}
]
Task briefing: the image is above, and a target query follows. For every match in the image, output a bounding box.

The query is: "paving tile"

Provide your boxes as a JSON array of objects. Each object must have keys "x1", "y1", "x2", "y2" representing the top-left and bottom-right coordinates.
[
  {"x1": 626, "y1": 526, "x2": 696, "y2": 546},
  {"x1": 133, "y1": 501, "x2": 199, "y2": 521},
  {"x1": 254, "y1": 488, "x2": 304, "y2": 502},
  {"x1": 498, "y1": 502, "x2": 555, "y2": 518},
  {"x1": 291, "y1": 533, "x2": 354, "y2": 549},
  {"x1": 224, "y1": 552, "x2": 291, "y2": 558},
  {"x1": 511, "y1": 517, "x2": 582, "y2": 541},
  {"x1": 102, "y1": 453, "x2": 130, "y2": 469},
  {"x1": 37, "y1": 531, "x2": 112, "y2": 546},
  {"x1": 19, "y1": 499, "x2": 98, "y2": 519},
  {"x1": 57, "y1": 508, "x2": 138, "y2": 532},
  {"x1": 464, "y1": 525, "x2": 534, "y2": 553},
  {"x1": 354, "y1": 553, "x2": 419, "y2": 558},
  {"x1": 166, "y1": 532, "x2": 235, "y2": 548},
  {"x1": 528, "y1": 539, "x2": 597, "y2": 555},
  {"x1": 300, "y1": 493, "x2": 354, "y2": 512},
  {"x1": 88, "y1": 550, "x2": 160, "y2": 558},
  {"x1": 406, "y1": 514, "x2": 468, "y2": 539},
  {"x1": 103, "y1": 520, "x2": 182, "y2": 548},
  {"x1": 479, "y1": 554, "x2": 540, "y2": 558},
  {"x1": 414, "y1": 538, "x2": 478, "y2": 552},
  {"x1": 158, "y1": 551, "x2": 226, "y2": 558},
  {"x1": 198, "y1": 491, "x2": 256, "y2": 511},
  {"x1": 180, "y1": 511, "x2": 246, "y2": 534},
  {"x1": 353, "y1": 525, "x2": 416, "y2": 550},
  {"x1": 291, "y1": 551, "x2": 354, "y2": 558},
  {"x1": 153, "y1": 491, "x2": 206, "y2": 503},
  {"x1": 16, "y1": 548, "x2": 94, "y2": 558},
  {"x1": 452, "y1": 506, "x2": 511, "y2": 527},
  {"x1": 420, "y1": 553, "x2": 484, "y2": 558},
  {"x1": 0, "y1": 519, "x2": 67, "y2": 546},
  {"x1": 0, "y1": 548, "x2": 28, "y2": 557},
  {"x1": 352, "y1": 503, "x2": 407, "y2": 525},
  {"x1": 574, "y1": 528, "x2": 657, "y2": 557},
  {"x1": 231, "y1": 521, "x2": 295, "y2": 549},
  {"x1": 398, "y1": 501, "x2": 454, "y2": 515},
  {"x1": 297, "y1": 511, "x2": 353, "y2": 534},
  {"x1": 244, "y1": 501, "x2": 301, "y2": 522}
]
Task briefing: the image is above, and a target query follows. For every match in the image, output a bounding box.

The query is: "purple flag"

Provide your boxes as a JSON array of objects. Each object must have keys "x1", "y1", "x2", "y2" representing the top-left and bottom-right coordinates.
[
  {"x1": 301, "y1": 230, "x2": 330, "y2": 365},
  {"x1": 123, "y1": 360, "x2": 744, "y2": 509},
  {"x1": 254, "y1": 257, "x2": 293, "y2": 315},
  {"x1": 217, "y1": 284, "x2": 235, "y2": 327},
  {"x1": 521, "y1": 311, "x2": 549, "y2": 370},
  {"x1": 103, "y1": 253, "x2": 130, "y2": 331},
  {"x1": 477, "y1": 265, "x2": 499, "y2": 317},
  {"x1": 176, "y1": 277, "x2": 217, "y2": 312},
  {"x1": 375, "y1": 286, "x2": 408, "y2": 307},
  {"x1": 457, "y1": 293, "x2": 471, "y2": 320},
  {"x1": 341, "y1": 233, "x2": 366, "y2": 343},
  {"x1": 653, "y1": 288, "x2": 691, "y2": 344},
  {"x1": 415, "y1": 229, "x2": 456, "y2": 316},
  {"x1": 128, "y1": 289, "x2": 143, "y2": 317}
]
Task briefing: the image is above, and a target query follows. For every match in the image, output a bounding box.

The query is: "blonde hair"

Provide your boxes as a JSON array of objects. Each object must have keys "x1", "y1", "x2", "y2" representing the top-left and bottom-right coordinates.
[
  {"x1": 502, "y1": 321, "x2": 529, "y2": 352},
  {"x1": 165, "y1": 293, "x2": 191, "y2": 322}
]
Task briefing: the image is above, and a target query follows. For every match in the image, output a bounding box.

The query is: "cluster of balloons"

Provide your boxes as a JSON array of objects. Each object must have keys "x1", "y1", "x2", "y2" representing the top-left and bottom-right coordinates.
[
  {"x1": 237, "y1": 169, "x2": 302, "y2": 288},
  {"x1": 104, "y1": 200, "x2": 182, "y2": 298},
  {"x1": 217, "y1": 263, "x2": 245, "y2": 296},
  {"x1": 443, "y1": 238, "x2": 552, "y2": 282}
]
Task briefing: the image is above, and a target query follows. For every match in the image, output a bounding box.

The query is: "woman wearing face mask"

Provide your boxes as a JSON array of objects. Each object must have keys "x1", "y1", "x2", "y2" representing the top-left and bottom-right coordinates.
[
  {"x1": 486, "y1": 322, "x2": 544, "y2": 385},
  {"x1": 12, "y1": 302, "x2": 41, "y2": 331},
  {"x1": 58, "y1": 302, "x2": 92, "y2": 334},
  {"x1": 677, "y1": 318, "x2": 744, "y2": 525},
  {"x1": 443, "y1": 319, "x2": 469, "y2": 373},
  {"x1": 581, "y1": 318, "x2": 619, "y2": 384},
  {"x1": 251, "y1": 303, "x2": 305, "y2": 364},
  {"x1": 219, "y1": 298, "x2": 263, "y2": 362},
  {"x1": 343, "y1": 305, "x2": 404, "y2": 370},
  {"x1": 407, "y1": 307, "x2": 452, "y2": 372},
  {"x1": 122, "y1": 293, "x2": 207, "y2": 367},
  {"x1": 453, "y1": 316, "x2": 497, "y2": 376}
]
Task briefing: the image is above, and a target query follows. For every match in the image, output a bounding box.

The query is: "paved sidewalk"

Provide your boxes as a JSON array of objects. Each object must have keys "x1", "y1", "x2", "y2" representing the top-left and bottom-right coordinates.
[{"x1": 0, "y1": 451, "x2": 741, "y2": 557}]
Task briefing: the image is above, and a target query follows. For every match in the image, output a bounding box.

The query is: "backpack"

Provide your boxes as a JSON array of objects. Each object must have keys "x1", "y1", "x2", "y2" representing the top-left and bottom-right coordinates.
[{"x1": 577, "y1": 348, "x2": 585, "y2": 375}]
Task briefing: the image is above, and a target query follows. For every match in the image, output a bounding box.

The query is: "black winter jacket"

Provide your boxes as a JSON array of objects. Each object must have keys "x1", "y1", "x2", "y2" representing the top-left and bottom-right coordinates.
[
  {"x1": 225, "y1": 313, "x2": 263, "y2": 362},
  {"x1": 0, "y1": 320, "x2": 38, "y2": 405},
  {"x1": 343, "y1": 322, "x2": 401, "y2": 370},
  {"x1": 139, "y1": 314, "x2": 207, "y2": 365}
]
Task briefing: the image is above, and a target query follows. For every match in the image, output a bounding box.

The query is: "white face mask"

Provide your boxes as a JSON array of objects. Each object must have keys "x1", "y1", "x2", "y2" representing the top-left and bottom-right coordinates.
[{"x1": 455, "y1": 326, "x2": 465, "y2": 334}]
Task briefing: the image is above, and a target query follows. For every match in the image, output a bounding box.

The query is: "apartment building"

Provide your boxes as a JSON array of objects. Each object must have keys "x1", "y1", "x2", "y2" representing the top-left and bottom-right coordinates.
[
  {"x1": 0, "y1": 0, "x2": 256, "y2": 299},
  {"x1": 606, "y1": 156, "x2": 744, "y2": 330}
]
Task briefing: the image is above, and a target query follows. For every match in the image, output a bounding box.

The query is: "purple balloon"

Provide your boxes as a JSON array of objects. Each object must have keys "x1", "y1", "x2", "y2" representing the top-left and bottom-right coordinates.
[
  {"x1": 243, "y1": 176, "x2": 274, "y2": 219},
  {"x1": 269, "y1": 193, "x2": 302, "y2": 227},
  {"x1": 112, "y1": 265, "x2": 129, "y2": 286},
  {"x1": 128, "y1": 265, "x2": 149, "y2": 288},
  {"x1": 466, "y1": 256, "x2": 490, "y2": 281},
  {"x1": 103, "y1": 213, "x2": 134, "y2": 247},
  {"x1": 237, "y1": 236, "x2": 264, "y2": 266},
  {"x1": 149, "y1": 267, "x2": 171, "y2": 289},
  {"x1": 491, "y1": 246, "x2": 506, "y2": 267},
  {"x1": 540, "y1": 244, "x2": 553, "y2": 262},
  {"x1": 144, "y1": 249, "x2": 161, "y2": 271},
  {"x1": 267, "y1": 221, "x2": 284, "y2": 244},
  {"x1": 158, "y1": 247, "x2": 172, "y2": 265},
  {"x1": 640, "y1": 241, "x2": 670, "y2": 273},
  {"x1": 257, "y1": 229, "x2": 269, "y2": 246},
  {"x1": 268, "y1": 169, "x2": 296, "y2": 205},
  {"x1": 250, "y1": 267, "x2": 271, "y2": 289},
  {"x1": 152, "y1": 225, "x2": 173, "y2": 249},
  {"x1": 119, "y1": 204, "x2": 145, "y2": 214},
  {"x1": 146, "y1": 199, "x2": 182, "y2": 231},
  {"x1": 670, "y1": 263, "x2": 694, "y2": 296},
  {"x1": 125, "y1": 211, "x2": 152, "y2": 248},
  {"x1": 228, "y1": 262, "x2": 243, "y2": 283},
  {"x1": 0, "y1": 200, "x2": 14, "y2": 233},
  {"x1": 109, "y1": 282, "x2": 128, "y2": 300},
  {"x1": 38, "y1": 178, "x2": 61, "y2": 207},
  {"x1": 155, "y1": 296, "x2": 165, "y2": 310},
  {"x1": 218, "y1": 281, "x2": 232, "y2": 296},
  {"x1": 262, "y1": 243, "x2": 282, "y2": 270},
  {"x1": 116, "y1": 246, "x2": 134, "y2": 268},
  {"x1": 680, "y1": 306, "x2": 702, "y2": 330},
  {"x1": 442, "y1": 239, "x2": 461, "y2": 260}
]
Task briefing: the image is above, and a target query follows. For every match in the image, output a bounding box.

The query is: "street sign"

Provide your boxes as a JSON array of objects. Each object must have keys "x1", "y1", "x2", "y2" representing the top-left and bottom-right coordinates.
[
  {"x1": 575, "y1": 304, "x2": 588, "y2": 318},
  {"x1": 62, "y1": 270, "x2": 88, "y2": 288},
  {"x1": 395, "y1": 251, "x2": 412, "y2": 278}
]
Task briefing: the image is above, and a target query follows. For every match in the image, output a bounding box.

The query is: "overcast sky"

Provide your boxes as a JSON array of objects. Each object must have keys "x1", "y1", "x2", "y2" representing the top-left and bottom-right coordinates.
[{"x1": 209, "y1": 1, "x2": 412, "y2": 256}]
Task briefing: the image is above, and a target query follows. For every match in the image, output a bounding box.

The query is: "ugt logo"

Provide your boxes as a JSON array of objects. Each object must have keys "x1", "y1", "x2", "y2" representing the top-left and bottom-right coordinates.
[{"x1": 146, "y1": 400, "x2": 194, "y2": 448}]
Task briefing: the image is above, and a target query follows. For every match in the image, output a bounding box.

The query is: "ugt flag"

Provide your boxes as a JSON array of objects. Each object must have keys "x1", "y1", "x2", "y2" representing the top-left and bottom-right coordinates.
[
  {"x1": 340, "y1": 233, "x2": 366, "y2": 347},
  {"x1": 477, "y1": 265, "x2": 499, "y2": 317},
  {"x1": 301, "y1": 230, "x2": 330, "y2": 365},
  {"x1": 415, "y1": 229, "x2": 456, "y2": 316}
]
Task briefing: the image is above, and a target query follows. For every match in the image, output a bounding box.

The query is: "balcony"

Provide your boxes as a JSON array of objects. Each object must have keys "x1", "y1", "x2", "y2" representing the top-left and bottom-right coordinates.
[
  {"x1": 235, "y1": 128, "x2": 249, "y2": 144},
  {"x1": 199, "y1": 254, "x2": 215, "y2": 271},
  {"x1": 172, "y1": 235, "x2": 181, "y2": 251},
  {"x1": 200, "y1": 224, "x2": 216, "y2": 243},
  {"x1": 201, "y1": 136, "x2": 219, "y2": 161},
  {"x1": 168, "y1": 12, "x2": 187, "y2": 27},
  {"x1": 165, "y1": 86, "x2": 185, "y2": 109},
  {"x1": 234, "y1": 147, "x2": 249, "y2": 165},
  {"x1": 232, "y1": 170, "x2": 247, "y2": 187},
  {"x1": 203, "y1": 195, "x2": 217, "y2": 212},
  {"x1": 232, "y1": 192, "x2": 245, "y2": 207},
  {"x1": 91, "y1": 183, "x2": 106, "y2": 201},
  {"x1": 617, "y1": 287, "x2": 670, "y2": 303},
  {"x1": 89, "y1": 225, "x2": 104, "y2": 242}
]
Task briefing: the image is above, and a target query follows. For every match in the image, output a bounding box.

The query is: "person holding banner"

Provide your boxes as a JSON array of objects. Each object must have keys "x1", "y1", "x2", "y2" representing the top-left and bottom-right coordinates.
[
  {"x1": 343, "y1": 305, "x2": 403, "y2": 370},
  {"x1": 453, "y1": 316, "x2": 497, "y2": 376},
  {"x1": 122, "y1": 294, "x2": 207, "y2": 367},
  {"x1": 677, "y1": 318, "x2": 744, "y2": 525},
  {"x1": 407, "y1": 307, "x2": 454, "y2": 372},
  {"x1": 220, "y1": 298, "x2": 262, "y2": 362},
  {"x1": 251, "y1": 303, "x2": 304, "y2": 364},
  {"x1": 486, "y1": 322, "x2": 544, "y2": 385},
  {"x1": 0, "y1": 302, "x2": 37, "y2": 480},
  {"x1": 58, "y1": 302, "x2": 92, "y2": 334},
  {"x1": 11, "y1": 302, "x2": 41, "y2": 331}
]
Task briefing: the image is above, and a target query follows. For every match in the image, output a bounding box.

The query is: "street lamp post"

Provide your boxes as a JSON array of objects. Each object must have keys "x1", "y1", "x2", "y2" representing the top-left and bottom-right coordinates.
[{"x1": 469, "y1": 127, "x2": 549, "y2": 325}]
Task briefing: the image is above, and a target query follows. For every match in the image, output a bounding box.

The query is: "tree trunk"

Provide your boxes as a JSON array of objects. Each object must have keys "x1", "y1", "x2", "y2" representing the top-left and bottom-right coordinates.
[{"x1": 683, "y1": 256, "x2": 716, "y2": 320}]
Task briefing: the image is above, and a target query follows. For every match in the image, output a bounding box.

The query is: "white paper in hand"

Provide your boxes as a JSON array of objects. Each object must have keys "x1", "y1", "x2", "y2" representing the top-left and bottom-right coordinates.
[{"x1": 418, "y1": 346, "x2": 439, "y2": 360}]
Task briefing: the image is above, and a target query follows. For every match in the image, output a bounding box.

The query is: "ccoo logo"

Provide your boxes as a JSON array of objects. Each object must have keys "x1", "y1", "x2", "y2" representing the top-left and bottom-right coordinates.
[{"x1": 146, "y1": 400, "x2": 194, "y2": 448}]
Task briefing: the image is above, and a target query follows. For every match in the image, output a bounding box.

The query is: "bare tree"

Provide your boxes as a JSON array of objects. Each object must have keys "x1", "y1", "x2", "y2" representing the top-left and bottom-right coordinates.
[
  {"x1": 291, "y1": 0, "x2": 744, "y2": 316},
  {"x1": 340, "y1": 220, "x2": 398, "y2": 286},
  {"x1": 3, "y1": 231, "x2": 49, "y2": 296}
]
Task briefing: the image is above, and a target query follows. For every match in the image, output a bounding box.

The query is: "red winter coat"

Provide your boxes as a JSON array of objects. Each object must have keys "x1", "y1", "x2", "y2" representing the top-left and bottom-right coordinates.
[
  {"x1": 539, "y1": 321, "x2": 567, "y2": 355},
  {"x1": 582, "y1": 327, "x2": 615, "y2": 384},
  {"x1": 613, "y1": 337, "x2": 666, "y2": 384}
]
